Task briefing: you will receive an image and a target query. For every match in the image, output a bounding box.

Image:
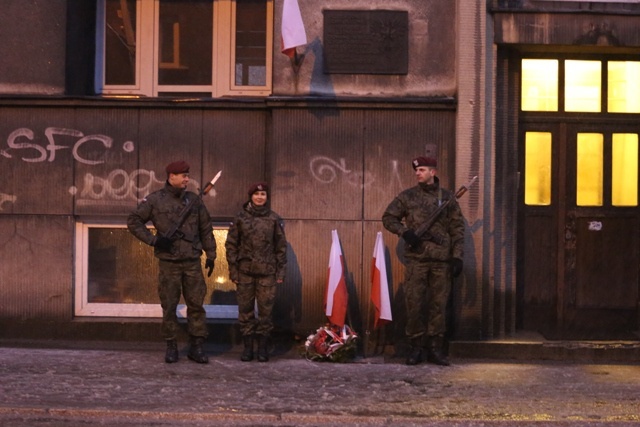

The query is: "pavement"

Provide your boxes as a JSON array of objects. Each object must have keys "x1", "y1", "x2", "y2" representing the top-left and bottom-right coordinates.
[{"x1": 1, "y1": 338, "x2": 640, "y2": 427}]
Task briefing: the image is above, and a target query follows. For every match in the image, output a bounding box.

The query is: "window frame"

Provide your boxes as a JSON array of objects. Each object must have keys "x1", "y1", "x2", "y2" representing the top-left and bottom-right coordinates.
[
  {"x1": 74, "y1": 220, "x2": 238, "y2": 319},
  {"x1": 95, "y1": 0, "x2": 273, "y2": 98},
  {"x1": 520, "y1": 54, "x2": 640, "y2": 114}
]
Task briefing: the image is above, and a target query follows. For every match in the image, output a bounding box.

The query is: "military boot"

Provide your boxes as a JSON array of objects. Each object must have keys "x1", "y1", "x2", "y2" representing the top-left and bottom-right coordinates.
[
  {"x1": 240, "y1": 335, "x2": 254, "y2": 362},
  {"x1": 257, "y1": 335, "x2": 269, "y2": 362},
  {"x1": 165, "y1": 339, "x2": 178, "y2": 364},
  {"x1": 426, "y1": 335, "x2": 450, "y2": 366},
  {"x1": 405, "y1": 337, "x2": 423, "y2": 366},
  {"x1": 187, "y1": 336, "x2": 209, "y2": 364}
]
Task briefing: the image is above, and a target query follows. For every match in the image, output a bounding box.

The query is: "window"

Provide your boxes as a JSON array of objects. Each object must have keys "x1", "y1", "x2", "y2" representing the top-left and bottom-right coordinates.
[
  {"x1": 612, "y1": 133, "x2": 639, "y2": 206},
  {"x1": 608, "y1": 62, "x2": 640, "y2": 113},
  {"x1": 75, "y1": 222, "x2": 237, "y2": 318},
  {"x1": 521, "y1": 58, "x2": 640, "y2": 113},
  {"x1": 521, "y1": 59, "x2": 558, "y2": 112},
  {"x1": 524, "y1": 132, "x2": 552, "y2": 206},
  {"x1": 96, "y1": 0, "x2": 273, "y2": 97},
  {"x1": 565, "y1": 60, "x2": 601, "y2": 113},
  {"x1": 576, "y1": 133, "x2": 604, "y2": 206}
]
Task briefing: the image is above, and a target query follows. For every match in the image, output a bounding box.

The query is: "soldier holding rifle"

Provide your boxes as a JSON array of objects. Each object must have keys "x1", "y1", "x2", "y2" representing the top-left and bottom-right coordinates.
[
  {"x1": 382, "y1": 156, "x2": 466, "y2": 366},
  {"x1": 127, "y1": 161, "x2": 218, "y2": 364}
]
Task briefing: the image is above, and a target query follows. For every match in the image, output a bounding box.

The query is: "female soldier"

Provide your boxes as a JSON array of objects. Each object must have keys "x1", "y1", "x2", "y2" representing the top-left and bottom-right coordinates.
[{"x1": 225, "y1": 182, "x2": 287, "y2": 362}]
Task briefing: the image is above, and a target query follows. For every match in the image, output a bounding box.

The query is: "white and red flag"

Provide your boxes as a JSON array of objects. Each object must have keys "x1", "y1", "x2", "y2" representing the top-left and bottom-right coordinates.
[
  {"x1": 371, "y1": 232, "x2": 392, "y2": 328},
  {"x1": 281, "y1": 0, "x2": 307, "y2": 58},
  {"x1": 324, "y1": 229, "x2": 348, "y2": 327}
]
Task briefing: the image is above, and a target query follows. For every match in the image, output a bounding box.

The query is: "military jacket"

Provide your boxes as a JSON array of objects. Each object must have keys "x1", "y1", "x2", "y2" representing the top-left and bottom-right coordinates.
[
  {"x1": 225, "y1": 202, "x2": 287, "y2": 282},
  {"x1": 127, "y1": 183, "x2": 217, "y2": 262},
  {"x1": 382, "y1": 177, "x2": 465, "y2": 262}
]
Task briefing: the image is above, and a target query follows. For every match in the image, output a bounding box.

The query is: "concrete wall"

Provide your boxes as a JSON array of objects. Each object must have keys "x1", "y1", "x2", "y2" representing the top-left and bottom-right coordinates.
[
  {"x1": 0, "y1": 1, "x2": 475, "y2": 343},
  {"x1": 274, "y1": 0, "x2": 456, "y2": 97},
  {"x1": 0, "y1": 0, "x2": 67, "y2": 95},
  {"x1": 0, "y1": 101, "x2": 460, "y2": 342}
]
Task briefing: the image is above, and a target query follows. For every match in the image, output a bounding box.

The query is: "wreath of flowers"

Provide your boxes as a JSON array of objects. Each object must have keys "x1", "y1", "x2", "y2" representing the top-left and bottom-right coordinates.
[{"x1": 304, "y1": 324, "x2": 358, "y2": 362}]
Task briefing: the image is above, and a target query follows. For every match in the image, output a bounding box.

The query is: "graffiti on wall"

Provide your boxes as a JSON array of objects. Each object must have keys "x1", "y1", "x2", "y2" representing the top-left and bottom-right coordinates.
[
  {"x1": 0, "y1": 193, "x2": 17, "y2": 211},
  {"x1": 0, "y1": 127, "x2": 132, "y2": 164},
  {"x1": 310, "y1": 156, "x2": 405, "y2": 192},
  {"x1": 2, "y1": 126, "x2": 408, "y2": 210},
  {"x1": 73, "y1": 169, "x2": 164, "y2": 206}
]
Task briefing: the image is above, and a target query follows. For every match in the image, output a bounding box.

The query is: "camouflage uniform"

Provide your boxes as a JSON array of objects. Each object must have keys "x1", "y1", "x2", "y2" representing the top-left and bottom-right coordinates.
[
  {"x1": 127, "y1": 182, "x2": 217, "y2": 341},
  {"x1": 382, "y1": 176, "x2": 465, "y2": 343},
  {"x1": 225, "y1": 201, "x2": 287, "y2": 338}
]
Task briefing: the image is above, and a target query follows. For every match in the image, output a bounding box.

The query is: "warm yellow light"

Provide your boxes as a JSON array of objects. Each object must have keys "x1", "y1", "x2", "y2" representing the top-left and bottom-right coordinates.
[
  {"x1": 608, "y1": 61, "x2": 640, "y2": 113},
  {"x1": 612, "y1": 134, "x2": 638, "y2": 206},
  {"x1": 565, "y1": 60, "x2": 601, "y2": 112},
  {"x1": 576, "y1": 133, "x2": 603, "y2": 206},
  {"x1": 521, "y1": 59, "x2": 558, "y2": 111},
  {"x1": 524, "y1": 132, "x2": 552, "y2": 205}
]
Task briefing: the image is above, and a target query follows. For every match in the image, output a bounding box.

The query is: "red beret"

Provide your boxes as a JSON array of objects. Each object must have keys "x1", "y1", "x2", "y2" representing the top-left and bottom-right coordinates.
[
  {"x1": 248, "y1": 182, "x2": 269, "y2": 196},
  {"x1": 412, "y1": 156, "x2": 437, "y2": 169},
  {"x1": 166, "y1": 160, "x2": 190, "y2": 175}
]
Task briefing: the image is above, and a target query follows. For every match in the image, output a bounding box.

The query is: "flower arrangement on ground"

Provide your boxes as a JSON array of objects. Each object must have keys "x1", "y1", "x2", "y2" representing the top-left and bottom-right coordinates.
[{"x1": 304, "y1": 324, "x2": 358, "y2": 362}]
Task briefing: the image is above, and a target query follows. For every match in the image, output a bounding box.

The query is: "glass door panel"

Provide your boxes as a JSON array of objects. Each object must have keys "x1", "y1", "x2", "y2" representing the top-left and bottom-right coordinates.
[
  {"x1": 576, "y1": 133, "x2": 603, "y2": 206},
  {"x1": 524, "y1": 131, "x2": 552, "y2": 205},
  {"x1": 612, "y1": 134, "x2": 639, "y2": 206}
]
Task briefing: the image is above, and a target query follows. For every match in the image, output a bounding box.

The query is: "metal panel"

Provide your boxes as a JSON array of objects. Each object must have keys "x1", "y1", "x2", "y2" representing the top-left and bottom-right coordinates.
[
  {"x1": 0, "y1": 107, "x2": 76, "y2": 215},
  {"x1": 270, "y1": 108, "x2": 364, "y2": 220},
  {"x1": 0, "y1": 215, "x2": 74, "y2": 319},
  {"x1": 73, "y1": 108, "x2": 140, "y2": 216},
  {"x1": 135, "y1": 109, "x2": 204, "y2": 200},
  {"x1": 202, "y1": 109, "x2": 266, "y2": 219},
  {"x1": 494, "y1": 12, "x2": 640, "y2": 47},
  {"x1": 276, "y1": 219, "x2": 363, "y2": 334},
  {"x1": 364, "y1": 109, "x2": 456, "y2": 221}
]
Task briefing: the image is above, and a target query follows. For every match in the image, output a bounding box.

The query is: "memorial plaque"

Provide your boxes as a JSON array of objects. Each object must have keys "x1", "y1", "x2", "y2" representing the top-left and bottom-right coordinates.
[{"x1": 323, "y1": 10, "x2": 408, "y2": 75}]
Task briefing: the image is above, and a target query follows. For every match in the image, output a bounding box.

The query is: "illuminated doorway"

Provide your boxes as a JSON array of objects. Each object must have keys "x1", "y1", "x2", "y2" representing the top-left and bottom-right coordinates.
[{"x1": 518, "y1": 56, "x2": 640, "y2": 339}]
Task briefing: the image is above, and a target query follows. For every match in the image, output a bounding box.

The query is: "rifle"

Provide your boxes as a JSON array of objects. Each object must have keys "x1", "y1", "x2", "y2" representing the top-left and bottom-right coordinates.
[
  {"x1": 414, "y1": 175, "x2": 478, "y2": 245},
  {"x1": 163, "y1": 170, "x2": 222, "y2": 241}
]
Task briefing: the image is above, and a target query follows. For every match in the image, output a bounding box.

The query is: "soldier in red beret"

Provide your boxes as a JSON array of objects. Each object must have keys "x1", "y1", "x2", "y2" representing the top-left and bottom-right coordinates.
[
  {"x1": 382, "y1": 156, "x2": 465, "y2": 366},
  {"x1": 127, "y1": 160, "x2": 217, "y2": 364}
]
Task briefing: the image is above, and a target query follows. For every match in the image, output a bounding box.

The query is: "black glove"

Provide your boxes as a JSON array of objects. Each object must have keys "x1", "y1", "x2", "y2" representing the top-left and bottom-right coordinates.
[
  {"x1": 451, "y1": 258, "x2": 463, "y2": 278},
  {"x1": 154, "y1": 236, "x2": 173, "y2": 252},
  {"x1": 205, "y1": 259, "x2": 215, "y2": 277},
  {"x1": 402, "y1": 230, "x2": 422, "y2": 249}
]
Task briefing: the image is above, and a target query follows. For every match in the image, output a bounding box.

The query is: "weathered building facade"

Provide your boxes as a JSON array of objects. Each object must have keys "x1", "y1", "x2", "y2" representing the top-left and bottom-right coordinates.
[{"x1": 0, "y1": 0, "x2": 638, "y2": 345}]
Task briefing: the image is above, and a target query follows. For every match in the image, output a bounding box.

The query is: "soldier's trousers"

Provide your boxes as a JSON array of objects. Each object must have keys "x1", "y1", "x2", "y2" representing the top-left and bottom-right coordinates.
[
  {"x1": 403, "y1": 260, "x2": 451, "y2": 339},
  {"x1": 236, "y1": 272, "x2": 277, "y2": 337},
  {"x1": 158, "y1": 259, "x2": 208, "y2": 341}
]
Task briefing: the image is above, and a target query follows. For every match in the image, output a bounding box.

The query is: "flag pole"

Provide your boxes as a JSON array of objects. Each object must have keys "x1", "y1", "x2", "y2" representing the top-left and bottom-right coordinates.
[{"x1": 290, "y1": 48, "x2": 305, "y2": 73}]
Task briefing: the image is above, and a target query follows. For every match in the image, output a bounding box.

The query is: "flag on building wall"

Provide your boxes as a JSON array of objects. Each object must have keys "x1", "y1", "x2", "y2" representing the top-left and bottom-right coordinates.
[
  {"x1": 324, "y1": 229, "x2": 348, "y2": 327},
  {"x1": 371, "y1": 232, "x2": 392, "y2": 328},
  {"x1": 281, "y1": 0, "x2": 307, "y2": 58}
]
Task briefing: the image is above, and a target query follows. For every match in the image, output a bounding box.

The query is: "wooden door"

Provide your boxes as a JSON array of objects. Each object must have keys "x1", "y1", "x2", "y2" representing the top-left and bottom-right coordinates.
[{"x1": 519, "y1": 121, "x2": 640, "y2": 339}]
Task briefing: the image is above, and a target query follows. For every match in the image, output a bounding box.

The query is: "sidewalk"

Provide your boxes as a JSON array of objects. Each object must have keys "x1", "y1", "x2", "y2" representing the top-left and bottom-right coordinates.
[{"x1": 1, "y1": 339, "x2": 639, "y2": 426}]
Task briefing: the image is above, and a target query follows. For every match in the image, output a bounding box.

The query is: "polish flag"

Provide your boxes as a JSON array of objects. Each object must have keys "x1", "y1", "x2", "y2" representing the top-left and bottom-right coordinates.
[
  {"x1": 281, "y1": 0, "x2": 307, "y2": 58},
  {"x1": 371, "y1": 232, "x2": 392, "y2": 328},
  {"x1": 324, "y1": 230, "x2": 348, "y2": 327}
]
